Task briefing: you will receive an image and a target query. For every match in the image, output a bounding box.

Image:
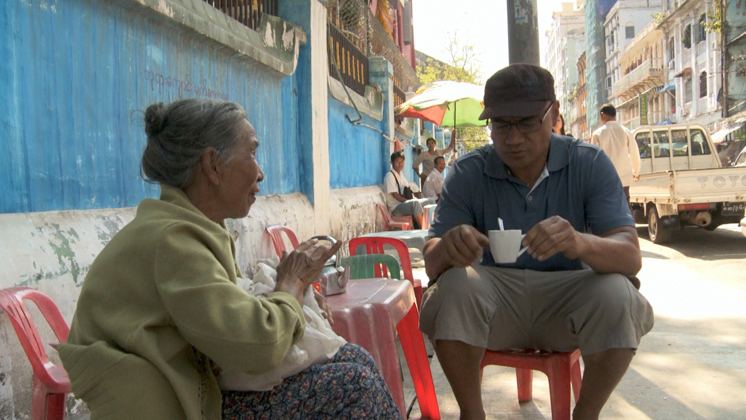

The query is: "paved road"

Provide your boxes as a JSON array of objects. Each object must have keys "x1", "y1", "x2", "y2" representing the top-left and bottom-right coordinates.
[{"x1": 408, "y1": 224, "x2": 746, "y2": 420}]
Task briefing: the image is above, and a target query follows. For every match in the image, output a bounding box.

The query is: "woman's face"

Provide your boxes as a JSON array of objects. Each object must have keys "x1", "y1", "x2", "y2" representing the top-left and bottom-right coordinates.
[
  {"x1": 553, "y1": 116, "x2": 563, "y2": 135},
  {"x1": 427, "y1": 139, "x2": 436, "y2": 152},
  {"x1": 217, "y1": 120, "x2": 264, "y2": 219}
]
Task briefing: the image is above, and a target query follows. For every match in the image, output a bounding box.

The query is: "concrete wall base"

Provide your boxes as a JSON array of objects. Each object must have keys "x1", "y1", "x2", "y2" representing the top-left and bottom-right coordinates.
[{"x1": 0, "y1": 187, "x2": 385, "y2": 418}]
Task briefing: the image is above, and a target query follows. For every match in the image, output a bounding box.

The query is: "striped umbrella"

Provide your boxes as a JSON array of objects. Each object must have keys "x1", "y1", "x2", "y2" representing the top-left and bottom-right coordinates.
[{"x1": 394, "y1": 81, "x2": 486, "y2": 128}]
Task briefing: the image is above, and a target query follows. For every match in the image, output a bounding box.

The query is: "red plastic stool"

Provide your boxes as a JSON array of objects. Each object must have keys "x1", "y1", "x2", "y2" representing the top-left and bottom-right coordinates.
[
  {"x1": 481, "y1": 349, "x2": 582, "y2": 420},
  {"x1": 0, "y1": 287, "x2": 71, "y2": 420}
]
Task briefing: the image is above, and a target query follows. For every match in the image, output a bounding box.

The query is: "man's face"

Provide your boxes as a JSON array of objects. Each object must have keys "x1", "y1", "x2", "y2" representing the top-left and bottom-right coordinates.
[
  {"x1": 392, "y1": 156, "x2": 405, "y2": 172},
  {"x1": 490, "y1": 102, "x2": 557, "y2": 177},
  {"x1": 435, "y1": 158, "x2": 446, "y2": 172}
]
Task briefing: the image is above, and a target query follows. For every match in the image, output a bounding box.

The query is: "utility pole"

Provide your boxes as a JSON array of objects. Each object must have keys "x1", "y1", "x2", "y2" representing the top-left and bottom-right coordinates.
[{"x1": 507, "y1": 0, "x2": 541, "y2": 65}]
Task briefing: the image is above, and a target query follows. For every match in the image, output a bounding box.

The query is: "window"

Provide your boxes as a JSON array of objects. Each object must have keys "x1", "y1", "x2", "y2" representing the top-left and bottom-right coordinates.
[
  {"x1": 653, "y1": 131, "x2": 670, "y2": 157},
  {"x1": 690, "y1": 129, "x2": 711, "y2": 156},
  {"x1": 684, "y1": 73, "x2": 693, "y2": 103},
  {"x1": 671, "y1": 130, "x2": 689, "y2": 156},
  {"x1": 683, "y1": 24, "x2": 692, "y2": 49},
  {"x1": 699, "y1": 71, "x2": 707, "y2": 98},
  {"x1": 669, "y1": 37, "x2": 676, "y2": 60},
  {"x1": 636, "y1": 132, "x2": 652, "y2": 158},
  {"x1": 698, "y1": 14, "x2": 707, "y2": 43},
  {"x1": 626, "y1": 26, "x2": 635, "y2": 39}
]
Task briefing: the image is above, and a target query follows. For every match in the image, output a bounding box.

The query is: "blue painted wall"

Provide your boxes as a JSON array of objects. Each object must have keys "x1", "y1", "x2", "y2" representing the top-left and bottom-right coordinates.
[
  {"x1": 327, "y1": 98, "x2": 388, "y2": 189},
  {"x1": 0, "y1": 0, "x2": 304, "y2": 213}
]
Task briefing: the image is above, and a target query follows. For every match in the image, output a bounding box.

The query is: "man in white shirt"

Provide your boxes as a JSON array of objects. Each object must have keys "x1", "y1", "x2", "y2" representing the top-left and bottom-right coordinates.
[
  {"x1": 383, "y1": 151, "x2": 436, "y2": 229},
  {"x1": 422, "y1": 156, "x2": 446, "y2": 201},
  {"x1": 590, "y1": 104, "x2": 641, "y2": 204}
]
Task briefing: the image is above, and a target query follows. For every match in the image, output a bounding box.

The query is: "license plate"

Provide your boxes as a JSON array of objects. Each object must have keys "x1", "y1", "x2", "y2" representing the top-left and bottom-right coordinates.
[{"x1": 722, "y1": 202, "x2": 745, "y2": 216}]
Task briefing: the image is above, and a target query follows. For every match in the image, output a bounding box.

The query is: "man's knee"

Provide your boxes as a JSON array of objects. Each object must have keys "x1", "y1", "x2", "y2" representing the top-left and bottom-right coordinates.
[{"x1": 433, "y1": 266, "x2": 489, "y2": 299}]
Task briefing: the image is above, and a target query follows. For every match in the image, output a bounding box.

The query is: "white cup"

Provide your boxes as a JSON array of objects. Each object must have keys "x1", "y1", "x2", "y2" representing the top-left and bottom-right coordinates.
[{"x1": 489, "y1": 230, "x2": 528, "y2": 264}]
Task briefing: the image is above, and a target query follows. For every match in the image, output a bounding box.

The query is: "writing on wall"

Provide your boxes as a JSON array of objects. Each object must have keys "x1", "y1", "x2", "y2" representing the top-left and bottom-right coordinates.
[{"x1": 143, "y1": 69, "x2": 230, "y2": 100}]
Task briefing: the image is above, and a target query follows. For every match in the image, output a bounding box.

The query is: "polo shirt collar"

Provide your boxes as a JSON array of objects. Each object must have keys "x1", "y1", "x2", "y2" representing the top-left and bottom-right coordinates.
[{"x1": 484, "y1": 134, "x2": 570, "y2": 179}]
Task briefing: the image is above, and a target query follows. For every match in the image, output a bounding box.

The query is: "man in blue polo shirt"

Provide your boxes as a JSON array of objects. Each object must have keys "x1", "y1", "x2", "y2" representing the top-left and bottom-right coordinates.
[{"x1": 419, "y1": 64, "x2": 654, "y2": 420}]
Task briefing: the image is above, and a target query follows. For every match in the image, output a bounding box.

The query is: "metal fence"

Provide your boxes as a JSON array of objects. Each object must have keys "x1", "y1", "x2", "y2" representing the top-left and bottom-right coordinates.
[
  {"x1": 326, "y1": 0, "x2": 419, "y2": 102},
  {"x1": 202, "y1": 0, "x2": 278, "y2": 31},
  {"x1": 328, "y1": 23, "x2": 369, "y2": 97}
]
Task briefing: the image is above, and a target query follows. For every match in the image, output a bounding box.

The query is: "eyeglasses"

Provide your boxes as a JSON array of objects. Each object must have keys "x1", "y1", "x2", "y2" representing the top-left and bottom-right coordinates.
[{"x1": 491, "y1": 103, "x2": 553, "y2": 136}]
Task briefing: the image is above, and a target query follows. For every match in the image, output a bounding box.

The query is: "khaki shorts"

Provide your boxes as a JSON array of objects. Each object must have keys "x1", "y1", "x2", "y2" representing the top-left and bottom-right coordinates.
[{"x1": 419, "y1": 265, "x2": 654, "y2": 355}]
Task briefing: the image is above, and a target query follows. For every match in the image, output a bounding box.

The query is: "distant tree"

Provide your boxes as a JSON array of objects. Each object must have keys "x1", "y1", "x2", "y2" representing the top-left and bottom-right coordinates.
[{"x1": 417, "y1": 31, "x2": 488, "y2": 152}]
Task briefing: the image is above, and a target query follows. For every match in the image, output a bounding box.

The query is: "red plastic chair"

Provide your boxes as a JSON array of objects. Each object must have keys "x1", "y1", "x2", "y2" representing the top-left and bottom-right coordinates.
[
  {"x1": 341, "y1": 254, "x2": 440, "y2": 420},
  {"x1": 348, "y1": 236, "x2": 423, "y2": 307},
  {"x1": 422, "y1": 204, "x2": 437, "y2": 230},
  {"x1": 481, "y1": 349, "x2": 582, "y2": 420},
  {"x1": 265, "y1": 225, "x2": 300, "y2": 259},
  {"x1": 0, "y1": 287, "x2": 71, "y2": 420},
  {"x1": 376, "y1": 203, "x2": 412, "y2": 231}
]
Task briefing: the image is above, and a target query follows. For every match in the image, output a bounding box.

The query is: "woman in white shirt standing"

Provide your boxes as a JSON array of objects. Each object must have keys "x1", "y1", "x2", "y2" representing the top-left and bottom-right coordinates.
[{"x1": 412, "y1": 131, "x2": 455, "y2": 185}]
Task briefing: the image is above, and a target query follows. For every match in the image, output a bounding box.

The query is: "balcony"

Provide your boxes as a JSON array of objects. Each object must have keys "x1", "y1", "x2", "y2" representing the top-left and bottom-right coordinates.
[{"x1": 612, "y1": 58, "x2": 665, "y2": 101}]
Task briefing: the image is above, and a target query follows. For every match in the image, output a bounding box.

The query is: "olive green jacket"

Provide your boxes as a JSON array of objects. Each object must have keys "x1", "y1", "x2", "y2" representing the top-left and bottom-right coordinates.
[{"x1": 58, "y1": 185, "x2": 305, "y2": 420}]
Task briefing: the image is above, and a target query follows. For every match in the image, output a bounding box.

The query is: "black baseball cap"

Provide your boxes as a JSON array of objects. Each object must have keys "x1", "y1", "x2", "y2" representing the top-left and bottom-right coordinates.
[{"x1": 479, "y1": 64, "x2": 556, "y2": 120}]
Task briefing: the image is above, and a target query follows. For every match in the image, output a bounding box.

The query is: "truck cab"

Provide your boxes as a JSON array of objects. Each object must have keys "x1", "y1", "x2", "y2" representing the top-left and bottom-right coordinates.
[{"x1": 634, "y1": 124, "x2": 721, "y2": 174}]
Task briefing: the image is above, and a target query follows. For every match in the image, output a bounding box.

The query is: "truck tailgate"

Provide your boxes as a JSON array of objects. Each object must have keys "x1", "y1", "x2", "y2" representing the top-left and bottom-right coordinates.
[{"x1": 671, "y1": 168, "x2": 746, "y2": 203}]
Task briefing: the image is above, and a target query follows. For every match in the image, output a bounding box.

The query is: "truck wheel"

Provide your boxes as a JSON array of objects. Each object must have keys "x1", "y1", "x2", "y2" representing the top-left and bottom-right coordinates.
[{"x1": 648, "y1": 207, "x2": 673, "y2": 244}]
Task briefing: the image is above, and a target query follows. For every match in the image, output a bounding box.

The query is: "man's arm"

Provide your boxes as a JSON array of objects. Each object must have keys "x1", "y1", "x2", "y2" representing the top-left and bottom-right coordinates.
[
  {"x1": 423, "y1": 225, "x2": 489, "y2": 280},
  {"x1": 444, "y1": 129, "x2": 456, "y2": 153},
  {"x1": 589, "y1": 130, "x2": 600, "y2": 146},
  {"x1": 522, "y1": 218, "x2": 641, "y2": 276},
  {"x1": 628, "y1": 131, "x2": 641, "y2": 179},
  {"x1": 391, "y1": 192, "x2": 407, "y2": 203}
]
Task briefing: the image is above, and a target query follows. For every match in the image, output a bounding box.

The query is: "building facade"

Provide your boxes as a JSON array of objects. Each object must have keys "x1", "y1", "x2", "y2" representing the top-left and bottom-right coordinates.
[
  {"x1": 569, "y1": 51, "x2": 590, "y2": 139},
  {"x1": 545, "y1": 1, "x2": 586, "y2": 118},
  {"x1": 604, "y1": 0, "x2": 662, "y2": 113},
  {"x1": 659, "y1": 0, "x2": 722, "y2": 129},
  {"x1": 611, "y1": 20, "x2": 667, "y2": 128}
]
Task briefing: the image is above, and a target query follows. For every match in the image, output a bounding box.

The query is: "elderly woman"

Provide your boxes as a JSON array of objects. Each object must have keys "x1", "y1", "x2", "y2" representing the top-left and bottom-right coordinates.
[{"x1": 58, "y1": 99, "x2": 401, "y2": 420}]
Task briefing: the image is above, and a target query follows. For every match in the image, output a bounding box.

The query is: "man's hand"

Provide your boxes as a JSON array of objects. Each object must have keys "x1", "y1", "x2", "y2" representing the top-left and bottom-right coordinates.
[
  {"x1": 523, "y1": 217, "x2": 641, "y2": 275},
  {"x1": 424, "y1": 225, "x2": 489, "y2": 279},
  {"x1": 275, "y1": 239, "x2": 343, "y2": 305},
  {"x1": 523, "y1": 216, "x2": 584, "y2": 262}
]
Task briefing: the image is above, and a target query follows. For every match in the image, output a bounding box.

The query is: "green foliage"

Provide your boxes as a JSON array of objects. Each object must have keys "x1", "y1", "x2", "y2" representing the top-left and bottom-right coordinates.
[
  {"x1": 416, "y1": 31, "x2": 482, "y2": 85},
  {"x1": 702, "y1": 0, "x2": 722, "y2": 34},
  {"x1": 417, "y1": 31, "x2": 488, "y2": 151},
  {"x1": 651, "y1": 11, "x2": 667, "y2": 27}
]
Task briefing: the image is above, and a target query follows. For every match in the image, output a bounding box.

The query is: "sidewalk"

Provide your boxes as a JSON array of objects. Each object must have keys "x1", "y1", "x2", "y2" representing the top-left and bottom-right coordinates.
[{"x1": 401, "y1": 233, "x2": 746, "y2": 420}]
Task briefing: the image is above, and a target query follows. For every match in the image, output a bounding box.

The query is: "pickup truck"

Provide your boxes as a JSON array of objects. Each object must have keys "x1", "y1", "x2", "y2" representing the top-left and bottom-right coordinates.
[{"x1": 629, "y1": 123, "x2": 746, "y2": 243}]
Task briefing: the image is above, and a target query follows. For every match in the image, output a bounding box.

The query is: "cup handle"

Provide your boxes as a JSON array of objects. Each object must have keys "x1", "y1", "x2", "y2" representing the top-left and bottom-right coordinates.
[
  {"x1": 517, "y1": 234, "x2": 528, "y2": 258},
  {"x1": 517, "y1": 246, "x2": 529, "y2": 258}
]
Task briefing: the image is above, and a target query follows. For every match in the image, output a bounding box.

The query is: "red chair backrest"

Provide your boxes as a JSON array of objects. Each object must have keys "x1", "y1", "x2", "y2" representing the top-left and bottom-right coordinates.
[
  {"x1": 265, "y1": 225, "x2": 300, "y2": 259},
  {"x1": 375, "y1": 203, "x2": 394, "y2": 226},
  {"x1": 0, "y1": 287, "x2": 70, "y2": 390},
  {"x1": 348, "y1": 236, "x2": 414, "y2": 286}
]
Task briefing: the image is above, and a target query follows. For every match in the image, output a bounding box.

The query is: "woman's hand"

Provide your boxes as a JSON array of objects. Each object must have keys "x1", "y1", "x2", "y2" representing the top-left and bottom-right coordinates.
[
  {"x1": 313, "y1": 288, "x2": 334, "y2": 327},
  {"x1": 274, "y1": 239, "x2": 343, "y2": 305}
]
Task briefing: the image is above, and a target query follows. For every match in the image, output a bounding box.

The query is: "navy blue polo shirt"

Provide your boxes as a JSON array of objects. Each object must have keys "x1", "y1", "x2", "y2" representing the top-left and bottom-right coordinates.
[{"x1": 429, "y1": 135, "x2": 634, "y2": 271}]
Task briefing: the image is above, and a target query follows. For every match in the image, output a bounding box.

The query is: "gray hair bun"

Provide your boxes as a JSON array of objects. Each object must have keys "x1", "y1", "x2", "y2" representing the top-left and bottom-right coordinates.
[{"x1": 144, "y1": 103, "x2": 167, "y2": 138}]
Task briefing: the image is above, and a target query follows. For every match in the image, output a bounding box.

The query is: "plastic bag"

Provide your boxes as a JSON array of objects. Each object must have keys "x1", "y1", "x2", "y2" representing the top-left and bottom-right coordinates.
[{"x1": 218, "y1": 257, "x2": 346, "y2": 391}]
